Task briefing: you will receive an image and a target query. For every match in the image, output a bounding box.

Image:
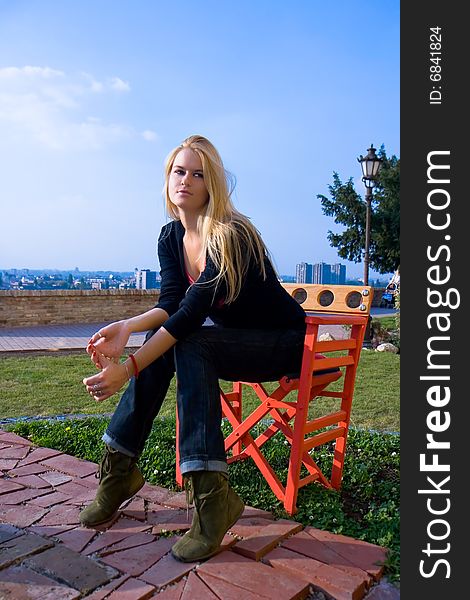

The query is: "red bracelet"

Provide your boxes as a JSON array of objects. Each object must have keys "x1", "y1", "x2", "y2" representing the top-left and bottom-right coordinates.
[{"x1": 129, "y1": 354, "x2": 139, "y2": 378}]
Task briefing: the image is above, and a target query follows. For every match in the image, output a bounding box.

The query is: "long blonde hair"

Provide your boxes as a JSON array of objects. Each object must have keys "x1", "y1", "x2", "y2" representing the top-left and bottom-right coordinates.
[{"x1": 163, "y1": 135, "x2": 269, "y2": 303}]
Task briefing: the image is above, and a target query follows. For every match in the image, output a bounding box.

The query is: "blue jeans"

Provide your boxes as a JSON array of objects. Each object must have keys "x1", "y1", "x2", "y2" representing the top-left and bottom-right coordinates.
[{"x1": 104, "y1": 325, "x2": 305, "y2": 474}]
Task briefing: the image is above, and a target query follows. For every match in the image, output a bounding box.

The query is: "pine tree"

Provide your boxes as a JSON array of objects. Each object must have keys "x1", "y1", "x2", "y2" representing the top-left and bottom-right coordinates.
[{"x1": 317, "y1": 147, "x2": 399, "y2": 274}]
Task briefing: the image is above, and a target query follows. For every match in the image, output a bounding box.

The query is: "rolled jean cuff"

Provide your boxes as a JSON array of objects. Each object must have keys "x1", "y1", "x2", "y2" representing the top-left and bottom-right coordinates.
[
  {"x1": 102, "y1": 432, "x2": 136, "y2": 457},
  {"x1": 180, "y1": 459, "x2": 228, "y2": 475}
]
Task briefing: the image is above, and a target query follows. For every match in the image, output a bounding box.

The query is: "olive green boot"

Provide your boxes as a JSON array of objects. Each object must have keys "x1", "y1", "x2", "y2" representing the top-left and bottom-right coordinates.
[
  {"x1": 79, "y1": 445, "x2": 144, "y2": 528},
  {"x1": 171, "y1": 471, "x2": 244, "y2": 563}
]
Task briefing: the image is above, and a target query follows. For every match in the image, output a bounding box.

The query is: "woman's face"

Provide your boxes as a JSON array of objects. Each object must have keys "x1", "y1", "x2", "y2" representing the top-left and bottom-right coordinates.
[{"x1": 168, "y1": 148, "x2": 209, "y2": 214}]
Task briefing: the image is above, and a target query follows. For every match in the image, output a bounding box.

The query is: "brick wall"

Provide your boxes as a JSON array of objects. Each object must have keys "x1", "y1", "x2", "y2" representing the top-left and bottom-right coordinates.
[
  {"x1": 0, "y1": 290, "x2": 159, "y2": 327},
  {"x1": 0, "y1": 287, "x2": 386, "y2": 327}
]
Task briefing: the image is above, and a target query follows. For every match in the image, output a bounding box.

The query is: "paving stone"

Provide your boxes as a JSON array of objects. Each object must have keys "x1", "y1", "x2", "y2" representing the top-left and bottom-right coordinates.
[
  {"x1": 12, "y1": 474, "x2": 52, "y2": 489},
  {"x1": 17, "y1": 447, "x2": 62, "y2": 467},
  {"x1": 180, "y1": 572, "x2": 219, "y2": 599},
  {"x1": 0, "y1": 486, "x2": 51, "y2": 504},
  {"x1": 39, "y1": 453, "x2": 97, "y2": 478},
  {"x1": 233, "y1": 520, "x2": 303, "y2": 560},
  {"x1": 0, "y1": 533, "x2": 54, "y2": 569},
  {"x1": 55, "y1": 526, "x2": 97, "y2": 552},
  {"x1": 264, "y1": 546, "x2": 368, "y2": 600},
  {"x1": 0, "y1": 431, "x2": 33, "y2": 446},
  {"x1": 0, "y1": 564, "x2": 74, "y2": 591},
  {"x1": 229, "y1": 516, "x2": 277, "y2": 538},
  {"x1": 305, "y1": 527, "x2": 387, "y2": 580},
  {"x1": 0, "y1": 459, "x2": 19, "y2": 471},
  {"x1": 137, "y1": 483, "x2": 173, "y2": 505},
  {"x1": 106, "y1": 577, "x2": 156, "y2": 599},
  {"x1": 197, "y1": 570, "x2": 274, "y2": 600},
  {"x1": 76, "y1": 473, "x2": 101, "y2": 488},
  {"x1": 0, "y1": 504, "x2": 49, "y2": 528},
  {"x1": 121, "y1": 496, "x2": 146, "y2": 521},
  {"x1": 220, "y1": 533, "x2": 238, "y2": 551},
  {"x1": 30, "y1": 490, "x2": 73, "y2": 507},
  {"x1": 24, "y1": 544, "x2": 115, "y2": 594},
  {"x1": 282, "y1": 531, "x2": 370, "y2": 582},
  {"x1": 99, "y1": 535, "x2": 175, "y2": 576},
  {"x1": 0, "y1": 524, "x2": 21, "y2": 544},
  {"x1": 0, "y1": 581, "x2": 80, "y2": 599},
  {"x1": 241, "y1": 505, "x2": 275, "y2": 519},
  {"x1": 55, "y1": 480, "x2": 98, "y2": 504},
  {"x1": 38, "y1": 471, "x2": 73, "y2": 486},
  {"x1": 139, "y1": 552, "x2": 197, "y2": 589},
  {"x1": 0, "y1": 480, "x2": 24, "y2": 496},
  {"x1": 197, "y1": 550, "x2": 310, "y2": 599},
  {"x1": 161, "y1": 491, "x2": 188, "y2": 510},
  {"x1": 27, "y1": 524, "x2": 77, "y2": 538},
  {"x1": 0, "y1": 446, "x2": 30, "y2": 460},
  {"x1": 84, "y1": 517, "x2": 152, "y2": 555},
  {"x1": 6, "y1": 463, "x2": 49, "y2": 477},
  {"x1": 99, "y1": 532, "x2": 156, "y2": 557},
  {"x1": 148, "y1": 505, "x2": 192, "y2": 533},
  {"x1": 35, "y1": 504, "x2": 81, "y2": 526},
  {"x1": 364, "y1": 581, "x2": 400, "y2": 600},
  {"x1": 67, "y1": 476, "x2": 99, "y2": 491},
  {"x1": 82, "y1": 574, "x2": 130, "y2": 600},
  {"x1": 154, "y1": 578, "x2": 186, "y2": 599}
]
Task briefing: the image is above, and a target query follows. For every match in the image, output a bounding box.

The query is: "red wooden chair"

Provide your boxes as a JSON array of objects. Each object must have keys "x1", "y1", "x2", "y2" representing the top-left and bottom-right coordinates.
[{"x1": 176, "y1": 284, "x2": 373, "y2": 515}]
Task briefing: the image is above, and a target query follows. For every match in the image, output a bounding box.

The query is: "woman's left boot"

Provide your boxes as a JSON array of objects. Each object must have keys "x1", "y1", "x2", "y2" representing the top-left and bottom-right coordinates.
[{"x1": 171, "y1": 471, "x2": 244, "y2": 563}]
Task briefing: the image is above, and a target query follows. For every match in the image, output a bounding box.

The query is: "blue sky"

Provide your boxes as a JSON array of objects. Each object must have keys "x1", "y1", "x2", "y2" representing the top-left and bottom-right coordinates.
[{"x1": 0, "y1": 0, "x2": 399, "y2": 279}]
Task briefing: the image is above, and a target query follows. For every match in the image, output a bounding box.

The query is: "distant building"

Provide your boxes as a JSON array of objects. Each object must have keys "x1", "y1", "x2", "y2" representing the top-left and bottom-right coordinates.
[
  {"x1": 295, "y1": 262, "x2": 313, "y2": 283},
  {"x1": 313, "y1": 262, "x2": 331, "y2": 284},
  {"x1": 135, "y1": 269, "x2": 158, "y2": 289},
  {"x1": 330, "y1": 263, "x2": 346, "y2": 285}
]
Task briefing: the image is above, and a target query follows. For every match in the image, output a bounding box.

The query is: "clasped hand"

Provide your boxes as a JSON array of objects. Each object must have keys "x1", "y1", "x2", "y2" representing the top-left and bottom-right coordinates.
[{"x1": 82, "y1": 321, "x2": 131, "y2": 402}]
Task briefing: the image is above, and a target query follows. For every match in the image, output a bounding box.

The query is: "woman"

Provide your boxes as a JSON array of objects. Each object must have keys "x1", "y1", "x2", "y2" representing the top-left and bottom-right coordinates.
[{"x1": 81, "y1": 135, "x2": 306, "y2": 563}]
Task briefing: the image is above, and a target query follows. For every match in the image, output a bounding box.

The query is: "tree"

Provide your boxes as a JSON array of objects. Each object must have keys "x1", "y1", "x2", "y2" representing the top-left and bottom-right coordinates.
[{"x1": 317, "y1": 147, "x2": 399, "y2": 274}]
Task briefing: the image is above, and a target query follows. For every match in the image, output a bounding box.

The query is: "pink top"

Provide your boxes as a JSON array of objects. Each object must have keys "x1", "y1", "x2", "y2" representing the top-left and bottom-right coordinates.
[{"x1": 186, "y1": 267, "x2": 225, "y2": 308}]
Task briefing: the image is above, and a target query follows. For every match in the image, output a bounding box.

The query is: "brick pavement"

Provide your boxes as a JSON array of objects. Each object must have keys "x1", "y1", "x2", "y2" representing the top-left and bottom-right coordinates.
[
  {"x1": 0, "y1": 428, "x2": 399, "y2": 599},
  {"x1": 0, "y1": 323, "x2": 146, "y2": 353}
]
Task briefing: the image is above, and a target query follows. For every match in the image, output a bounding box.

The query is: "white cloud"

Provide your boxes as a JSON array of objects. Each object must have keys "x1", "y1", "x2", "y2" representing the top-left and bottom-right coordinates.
[
  {"x1": 109, "y1": 77, "x2": 130, "y2": 92},
  {"x1": 142, "y1": 129, "x2": 157, "y2": 141},
  {"x1": 0, "y1": 66, "x2": 64, "y2": 80},
  {"x1": 0, "y1": 66, "x2": 146, "y2": 151}
]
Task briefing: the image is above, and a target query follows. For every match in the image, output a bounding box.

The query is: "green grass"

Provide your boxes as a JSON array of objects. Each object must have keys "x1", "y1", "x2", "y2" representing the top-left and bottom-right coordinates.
[{"x1": 0, "y1": 350, "x2": 399, "y2": 432}]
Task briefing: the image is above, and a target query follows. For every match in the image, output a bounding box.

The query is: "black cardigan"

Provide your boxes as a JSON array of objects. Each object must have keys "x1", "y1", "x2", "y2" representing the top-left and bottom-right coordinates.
[{"x1": 155, "y1": 220, "x2": 306, "y2": 340}]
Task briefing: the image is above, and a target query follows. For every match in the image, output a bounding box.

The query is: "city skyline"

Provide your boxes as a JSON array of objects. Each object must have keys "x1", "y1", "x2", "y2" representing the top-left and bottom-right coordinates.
[{"x1": 0, "y1": 1, "x2": 399, "y2": 279}]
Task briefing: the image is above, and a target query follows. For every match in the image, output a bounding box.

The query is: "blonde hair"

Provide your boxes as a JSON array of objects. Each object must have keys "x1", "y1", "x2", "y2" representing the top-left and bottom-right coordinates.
[{"x1": 163, "y1": 135, "x2": 269, "y2": 303}]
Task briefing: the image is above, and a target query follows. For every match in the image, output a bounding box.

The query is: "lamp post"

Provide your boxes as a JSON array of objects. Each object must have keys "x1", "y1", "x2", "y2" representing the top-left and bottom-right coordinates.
[{"x1": 358, "y1": 145, "x2": 383, "y2": 346}]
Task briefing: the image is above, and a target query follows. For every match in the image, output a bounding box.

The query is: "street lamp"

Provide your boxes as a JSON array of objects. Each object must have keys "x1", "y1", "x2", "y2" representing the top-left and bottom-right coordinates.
[
  {"x1": 358, "y1": 144, "x2": 383, "y2": 346},
  {"x1": 357, "y1": 145, "x2": 383, "y2": 285}
]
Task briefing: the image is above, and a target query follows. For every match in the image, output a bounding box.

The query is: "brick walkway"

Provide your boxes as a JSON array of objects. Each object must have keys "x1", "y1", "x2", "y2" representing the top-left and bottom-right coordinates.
[
  {"x1": 0, "y1": 323, "x2": 146, "y2": 353},
  {"x1": 0, "y1": 429, "x2": 399, "y2": 599}
]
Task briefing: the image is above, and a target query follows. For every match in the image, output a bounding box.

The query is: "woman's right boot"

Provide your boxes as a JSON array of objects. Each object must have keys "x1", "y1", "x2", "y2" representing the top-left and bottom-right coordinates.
[{"x1": 79, "y1": 444, "x2": 144, "y2": 527}]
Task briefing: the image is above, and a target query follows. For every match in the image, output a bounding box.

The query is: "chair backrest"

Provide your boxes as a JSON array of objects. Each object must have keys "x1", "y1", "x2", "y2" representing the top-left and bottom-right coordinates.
[{"x1": 281, "y1": 283, "x2": 373, "y2": 315}]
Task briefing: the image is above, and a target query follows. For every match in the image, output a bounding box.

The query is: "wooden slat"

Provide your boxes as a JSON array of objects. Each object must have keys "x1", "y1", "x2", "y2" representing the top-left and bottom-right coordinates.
[
  {"x1": 305, "y1": 314, "x2": 369, "y2": 325},
  {"x1": 304, "y1": 427, "x2": 346, "y2": 452},
  {"x1": 304, "y1": 410, "x2": 348, "y2": 434},
  {"x1": 316, "y1": 339, "x2": 357, "y2": 352},
  {"x1": 312, "y1": 356, "x2": 354, "y2": 371},
  {"x1": 298, "y1": 472, "x2": 320, "y2": 488}
]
